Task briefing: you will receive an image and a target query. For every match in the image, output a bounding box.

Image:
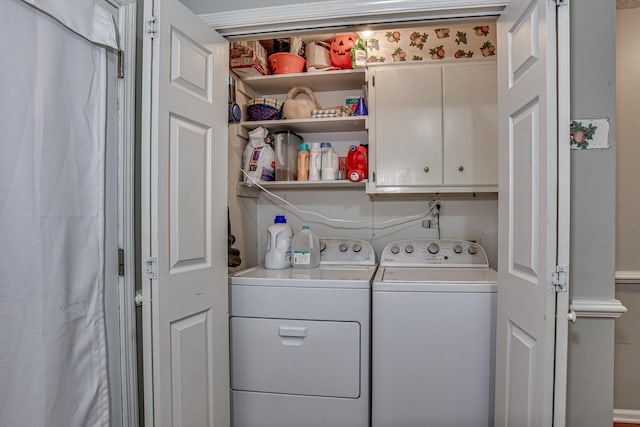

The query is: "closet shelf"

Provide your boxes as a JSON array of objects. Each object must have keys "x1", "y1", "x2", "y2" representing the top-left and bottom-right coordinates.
[
  {"x1": 237, "y1": 179, "x2": 367, "y2": 197},
  {"x1": 240, "y1": 116, "x2": 367, "y2": 133},
  {"x1": 233, "y1": 69, "x2": 366, "y2": 94}
]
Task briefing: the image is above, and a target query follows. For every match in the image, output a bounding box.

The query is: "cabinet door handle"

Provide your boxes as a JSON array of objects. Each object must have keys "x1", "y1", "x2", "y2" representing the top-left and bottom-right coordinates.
[
  {"x1": 423, "y1": 166, "x2": 430, "y2": 173},
  {"x1": 458, "y1": 165, "x2": 464, "y2": 172}
]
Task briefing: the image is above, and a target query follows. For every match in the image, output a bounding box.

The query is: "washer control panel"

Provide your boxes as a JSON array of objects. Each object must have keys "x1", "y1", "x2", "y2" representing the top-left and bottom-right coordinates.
[
  {"x1": 380, "y1": 239, "x2": 488, "y2": 267},
  {"x1": 319, "y1": 238, "x2": 376, "y2": 266}
]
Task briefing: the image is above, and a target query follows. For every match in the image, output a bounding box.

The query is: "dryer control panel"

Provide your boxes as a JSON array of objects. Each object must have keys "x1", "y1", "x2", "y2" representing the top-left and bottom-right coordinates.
[
  {"x1": 380, "y1": 239, "x2": 488, "y2": 267},
  {"x1": 319, "y1": 238, "x2": 376, "y2": 266}
]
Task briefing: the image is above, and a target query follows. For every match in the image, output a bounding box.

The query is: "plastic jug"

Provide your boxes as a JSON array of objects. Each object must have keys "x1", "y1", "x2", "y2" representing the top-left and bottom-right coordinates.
[
  {"x1": 297, "y1": 143, "x2": 310, "y2": 181},
  {"x1": 265, "y1": 215, "x2": 293, "y2": 269},
  {"x1": 292, "y1": 226, "x2": 320, "y2": 269},
  {"x1": 320, "y1": 142, "x2": 338, "y2": 181},
  {"x1": 347, "y1": 145, "x2": 368, "y2": 182},
  {"x1": 309, "y1": 142, "x2": 322, "y2": 181}
]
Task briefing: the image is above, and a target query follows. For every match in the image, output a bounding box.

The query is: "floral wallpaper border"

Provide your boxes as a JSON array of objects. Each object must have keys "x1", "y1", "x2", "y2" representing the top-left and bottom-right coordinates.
[{"x1": 363, "y1": 21, "x2": 497, "y2": 64}]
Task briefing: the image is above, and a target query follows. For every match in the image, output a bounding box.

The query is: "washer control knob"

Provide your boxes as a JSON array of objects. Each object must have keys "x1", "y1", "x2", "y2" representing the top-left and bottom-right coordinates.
[
  {"x1": 468, "y1": 245, "x2": 478, "y2": 255},
  {"x1": 405, "y1": 244, "x2": 414, "y2": 254},
  {"x1": 353, "y1": 243, "x2": 362, "y2": 253},
  {"x1": 453, "y1": 245, "x2": 463, "y2": 254},
  {"x1": 390, "y1": 245, "x2": 400, "y2": 255},
  {"x1": 427, "y1": 243, "x2": 440, "y2": 254},
  {"x1": 320, "y1": 241, "x2": 327, "y2": 252},
  {"x1": 339, "y1": 243, "x2": 349, "y2": 252}
]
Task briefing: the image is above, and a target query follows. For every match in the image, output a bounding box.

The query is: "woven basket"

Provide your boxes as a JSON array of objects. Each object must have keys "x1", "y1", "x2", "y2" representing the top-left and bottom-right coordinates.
[
  {"x1": 247, "y1": 98, "x2": 283, "y2": 121},
  {"x1": 283, "y1": 87, "x2": 320, "y2": 120}
]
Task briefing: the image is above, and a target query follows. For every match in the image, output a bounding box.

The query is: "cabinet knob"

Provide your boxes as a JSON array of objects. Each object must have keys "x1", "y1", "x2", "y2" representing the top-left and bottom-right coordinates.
[
  {"x1": 458, "y1": 165, "x2": 464, "y2": 172},
  {"x1": 423, "y1": 166, "x2": 430, "y2": 173}
]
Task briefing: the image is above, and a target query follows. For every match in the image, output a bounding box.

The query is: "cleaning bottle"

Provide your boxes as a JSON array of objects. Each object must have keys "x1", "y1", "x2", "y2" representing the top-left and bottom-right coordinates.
[
  {"x1": 292, "y1": 225, "x2": 320, "y2": 269},
  {"x1": 309, "y1": 142, "x2": 322, "y2": 181},
  {"x1": 297, "y1": 143, "x2": 310, "y2": 181},
  {"x1": 264, "y1": 215, "x2": 293, "y2": 269}
]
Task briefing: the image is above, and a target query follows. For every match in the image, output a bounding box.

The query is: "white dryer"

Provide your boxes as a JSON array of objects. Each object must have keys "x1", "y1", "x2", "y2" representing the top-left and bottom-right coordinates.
[
  {"x1": 229, "y1": 238, "x2": 376, "y2": 427},
  {"x1": 372, "y1": 239, "x2": 497, "y2": 427}
]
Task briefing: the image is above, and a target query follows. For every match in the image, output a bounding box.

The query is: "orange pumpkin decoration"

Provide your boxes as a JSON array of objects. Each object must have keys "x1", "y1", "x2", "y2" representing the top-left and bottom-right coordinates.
[{"x1": 330, "y1": 33, "x2": 358, "y2": 69}]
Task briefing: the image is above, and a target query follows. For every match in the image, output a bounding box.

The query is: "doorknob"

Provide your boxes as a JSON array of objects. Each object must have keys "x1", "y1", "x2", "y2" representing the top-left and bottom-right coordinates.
[
  {"x1": 458, "y1": 165, "x2": 464, "y2": 172},
  {"x1": 423, "y1": 166, "x2": 430, "y2": 173}
]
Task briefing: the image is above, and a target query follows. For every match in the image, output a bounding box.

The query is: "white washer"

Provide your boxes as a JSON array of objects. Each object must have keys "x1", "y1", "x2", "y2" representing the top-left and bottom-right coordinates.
[
  {"x1": 229, "y1": 238, "x2": 376, "y2": 427},
  {"x1": 372, "y1": 239, "x2": 497, "y2": 427}
]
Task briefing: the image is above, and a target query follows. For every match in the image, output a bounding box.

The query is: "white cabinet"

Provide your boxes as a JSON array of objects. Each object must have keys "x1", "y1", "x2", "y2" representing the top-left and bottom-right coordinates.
[
  {"x1": 368, "y1": 64, "x2": 443, "y2": 188},
  {"x1": 367, "y1": 61, "x2": 497, "y2": 194},
  {"x1": 443, "y1": 62, "x2": 497, "y2": 187}
]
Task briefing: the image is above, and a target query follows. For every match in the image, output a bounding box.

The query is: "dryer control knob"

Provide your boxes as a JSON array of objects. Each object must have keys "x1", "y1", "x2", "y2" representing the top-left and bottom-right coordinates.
[
  {"x1": 427, "y1": 243, "x2": 440, "y2": 254},
  {"x1": 353, "y1": 243, "x2": 362, "y2": 253},
  {"x1": 390, "y1": 245, "x2": 400, "y2": 254},
  {"x1": 339, "y1": 243, "x2": 349, "y2": 252},
  {"x1": 405, "y1": 244, "x2": 414, "y2": 254},
  {"x1": 468, "y1": 245, "x2": 478, "y2": 255},
  {"x1": 453, "y1": 244, "x2": 463, "y2": 254}
]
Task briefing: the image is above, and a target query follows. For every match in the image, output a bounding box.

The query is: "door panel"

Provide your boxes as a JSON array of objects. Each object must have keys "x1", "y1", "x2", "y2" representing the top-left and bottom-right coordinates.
[
  {"x1": 495, "y1": 0, "x2": 559, "y2": 425},
  {"x1": 141, "y1": 0, "x2": 229, "y2": 425},
  {"x1": 170, "y1": 310, "x2": 214, "y2": 426},
  {"x1": 510, "y1": 100, "x2": 539, "y2": 279},
  {"x1": 169, "y1": 114, "x2": 211, "y2": 271}
]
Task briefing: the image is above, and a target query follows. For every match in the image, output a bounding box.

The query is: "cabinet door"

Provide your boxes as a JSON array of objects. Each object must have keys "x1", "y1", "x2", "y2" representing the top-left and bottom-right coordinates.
[
  {"x1": 443, "y1": 62, "x2": 497, "y2": 186},
  {"x1": 370, "y1": 64, "x2": 443, "y2": 188}
]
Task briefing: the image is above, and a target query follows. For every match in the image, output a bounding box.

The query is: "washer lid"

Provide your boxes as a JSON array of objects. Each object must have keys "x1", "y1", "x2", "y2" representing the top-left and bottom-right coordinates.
[
  {"x1": 373, "y1": 267, "x2": 497, "y2": 292},
  {"x1": 230, "y1": 265, "x2": 378, "y2": 289}
]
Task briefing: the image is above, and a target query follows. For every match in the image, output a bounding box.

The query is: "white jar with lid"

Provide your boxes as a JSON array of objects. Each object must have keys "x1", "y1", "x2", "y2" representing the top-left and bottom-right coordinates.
[
  {"x1": 320, "y1": 142, "x2": 338, "y2": 181},
  {"x1": 309, "y1": 142, "x2": 322, "y2": 181}
]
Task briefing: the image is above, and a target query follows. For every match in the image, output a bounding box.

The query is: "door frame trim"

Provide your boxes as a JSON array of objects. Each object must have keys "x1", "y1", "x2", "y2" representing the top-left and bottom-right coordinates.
[
  {"x1": 115, "y1": 2, "x2": 140, "y2": 427},
  {"x1": 553, "y1": 1, "x2": 571, "y2": 426},
  {"x1": 198, "y1": 0, "x2": 507, "y2": 37}
]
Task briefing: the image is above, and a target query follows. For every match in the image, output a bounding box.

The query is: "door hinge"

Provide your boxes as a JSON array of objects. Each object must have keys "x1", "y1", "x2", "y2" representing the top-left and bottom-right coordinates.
[
  {"x1": 556, "y1": 0, "x2": 568, "y2": 6},
  {"x1": 117, "y1": 50, "x2": 125, "y2": 79},
  {"x1": 372, "y1": 75, "x2": 375, "y2": 87},
  {"x1": 551, "y1": 265, "x2": 568, "y2": 292},
  {"x1": 371, "y1": 171, "x2": 376, "y2": 183},
  {"x1": 145, "y1": 16, "x2": 159, "y2": 38},
  {"x1": 145, "y1": 257, "x2": 157, "y2": 280},
  {"x1": 118, "y1": 248, "x2": 125, "y2": 276}
]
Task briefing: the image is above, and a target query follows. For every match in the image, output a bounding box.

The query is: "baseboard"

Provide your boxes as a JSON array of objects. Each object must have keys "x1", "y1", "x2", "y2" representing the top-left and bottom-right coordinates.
[{"x1": 614, "y1": 409, "x2": 640, "y2": 424}]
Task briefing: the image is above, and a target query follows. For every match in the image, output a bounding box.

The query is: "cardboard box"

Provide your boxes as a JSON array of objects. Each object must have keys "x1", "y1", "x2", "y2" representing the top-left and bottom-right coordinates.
[{"x1": 230, "y1": 41, "x2": 271, "y2": 76}]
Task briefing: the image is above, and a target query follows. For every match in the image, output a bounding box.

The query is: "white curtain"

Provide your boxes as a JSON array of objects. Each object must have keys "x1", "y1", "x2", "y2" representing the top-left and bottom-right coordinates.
[{"x1": 0, "y1": 0, "x2": 110, "y2": 426}]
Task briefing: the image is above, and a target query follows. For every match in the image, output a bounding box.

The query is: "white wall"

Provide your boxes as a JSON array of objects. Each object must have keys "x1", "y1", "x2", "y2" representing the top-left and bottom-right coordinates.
[
  {"x1": 614, "y1": 5, "x2": 640, "y2": 414},
  {"x1": 566, "y1": 1, "x2": 618, "y2": 426},
  {"x1": 616, "y1": 7, "x2": 640, "y2": 272},
  {"x1": 256, "y1": 190, "x2": 499, "y2": 268}
]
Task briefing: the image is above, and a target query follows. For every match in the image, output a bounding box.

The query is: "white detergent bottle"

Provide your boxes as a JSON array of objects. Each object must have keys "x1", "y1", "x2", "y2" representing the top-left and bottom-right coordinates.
[
  {"x1": 292, "y1": 225, "x2": 320, "y2": 269},
  {"x1": 264, "y1": 215, "x2": 293, "y2": 269},
  {"x1": 309, "y1": 142, "x2": 322, "y2": 181}
]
